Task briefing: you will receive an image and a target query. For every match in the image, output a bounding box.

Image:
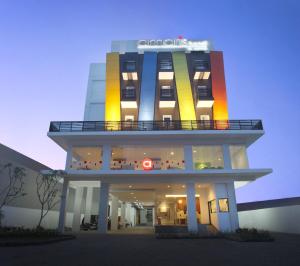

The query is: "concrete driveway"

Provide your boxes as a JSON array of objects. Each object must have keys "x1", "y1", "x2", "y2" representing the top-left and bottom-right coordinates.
[{"x1": 1, "y1": 232, "x2": 300, "y2": 266}]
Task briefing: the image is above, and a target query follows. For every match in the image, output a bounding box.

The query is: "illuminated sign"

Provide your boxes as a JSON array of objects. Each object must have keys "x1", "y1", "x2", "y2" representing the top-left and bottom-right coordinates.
[
  {"x1": 142, "y1": 158, "x2": 153, "y2": 170},
  {"x1": 137, "y1": 39, "x2": 211, "y2": 52}
]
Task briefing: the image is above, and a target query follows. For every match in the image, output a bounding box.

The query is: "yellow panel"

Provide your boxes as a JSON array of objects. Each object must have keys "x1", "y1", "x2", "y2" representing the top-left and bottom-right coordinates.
[
  {"x1": 105, "y1": 53, "x2": 121, "y2": 129},
  {"x1": 172, "y1": 52, "x2": 196, "y2": 127}
]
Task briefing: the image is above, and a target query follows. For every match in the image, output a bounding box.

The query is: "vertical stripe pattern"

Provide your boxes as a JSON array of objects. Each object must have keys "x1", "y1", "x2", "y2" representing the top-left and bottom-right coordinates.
[
  {"x1": 210, "y1": 51, "x2": 229, "y2": 121},
  {"x1": 172, "y1": 52, "x2": 196, "y2": 125},
  {"x1": 138, "y1": 52, "x2": 157, "y2": 121},
  {"x1": 105, "y1": 53, "x2": 121, "y2": 128}
]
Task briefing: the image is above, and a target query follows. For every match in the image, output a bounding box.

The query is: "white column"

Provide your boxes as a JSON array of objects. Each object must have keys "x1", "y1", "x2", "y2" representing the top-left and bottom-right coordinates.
[
  {"x1": 102, "y1": 145, "x2": 111, "y2": 170},
  {"x1": 98, "y1": 182, "x2": 110, "y2": 233},
  {"x1": 120, "y1": 202, "x2": 126, "y2": 227},
  {"x1": 65, "y1": 147, "x2": 73, "y2": 170},
  {"x1": 222, "y1": 144, "x2": 232, "y2": 169},
  {"x1": 84, "y1": 187, "x2": 94, "y2": 223},
  {"x1": 184, "y1": 145, "x2": 193, "y2": 170},
  {"x1": 72, "y1": 187, "x2": 84, "y2": 232},
  {"x1": 110, "y1": 195, "x2": 119, "y2": 231},
  {"x1": 199, "y1": 187, "x2": 210, "y2": 224},
  {"x1": 227, "y1": 182, "x2": 239, "y2": 231},
  {"x1": 152, "y1": 207, "x2": 156, "y2": 226},
  {"x1": 58, "y1": 178, "x2": 69, "y2": 233},
  {"x1": 186, "y1": 182, "x2": 198, "y2": 233}
]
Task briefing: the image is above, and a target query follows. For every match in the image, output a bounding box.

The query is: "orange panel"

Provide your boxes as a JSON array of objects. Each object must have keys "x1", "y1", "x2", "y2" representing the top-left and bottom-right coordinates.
[{"x1": 210, "y1": 51, "x2": 229, "y2": 125}]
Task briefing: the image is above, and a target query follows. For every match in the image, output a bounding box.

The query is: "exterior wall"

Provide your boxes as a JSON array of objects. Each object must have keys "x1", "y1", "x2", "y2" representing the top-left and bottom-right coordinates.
[
  {"x1": 207, "y1": 183, "x2": 238, "y2": 232},
  {"x1": 1, "y1": 206, "x2": 74, "y2": 229},
  {"x1": 84, "y1": 63, "x2": 106, "y2": 121},
  {"x1": 105, "y1": 53, "x2": 121, "y2": 123},
  {"x1": 238, "y1": 205, "x2": 300, "y2": 234},
  {"x1": 210, "y1": 51, "x2": 229, "y2": 121}
]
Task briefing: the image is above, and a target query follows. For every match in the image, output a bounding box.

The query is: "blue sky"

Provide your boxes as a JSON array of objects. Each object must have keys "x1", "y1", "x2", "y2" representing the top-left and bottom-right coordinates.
[{"x1": 0, "y1": 0, "x2": 299, "y2": 202}]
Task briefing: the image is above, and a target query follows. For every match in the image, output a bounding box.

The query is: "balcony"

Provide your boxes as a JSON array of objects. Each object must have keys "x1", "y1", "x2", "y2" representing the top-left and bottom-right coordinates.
[
  {"x1": 193, "y1": 61, "x2": 210, "y2": 80},
  {"x1": 196, "y1": 86, "x2": 214, "y2": 108},
  {"x1": 121, "y1": 88, "x2": 137, "y2": 108},
  {"x1": 159, "y1": 88, "x2": 176, "y2": 108},
  {"x1": 49, "y1": 120, "x2": 263, "y2": 132}
]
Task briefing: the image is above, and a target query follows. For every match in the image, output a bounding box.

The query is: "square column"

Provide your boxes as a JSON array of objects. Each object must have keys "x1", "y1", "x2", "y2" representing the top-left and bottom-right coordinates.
[
  {"x1": 184, "y1": 145, "x2": 193, "y2": 170},
  {"x1": 84, "y1": 187, "x2": 94, "y2": 223},
  {"x1": 58, "y1": 178, "x2": 69, "y2": 233},
  {"x1": 110, "y1": 195, "x2": 119, "y2": 231},
  {"x1": 97, "y1": 182, "x2": 110, "y2": 233},
  {"x1": 222, "y1": 144, "x2": 232, "y2": 169},
  {"x1": 199, "y1": 187, "x2": 210, "y2": 224},
  {"x1": 65, "y1": 147, "x2": 73, "y2": 170},
  {"x1": 72, "y1": 187, "x2": 84, "y2": 232},
  {"x1": 120, "y1": 202, "x2": 126, "y2": 227},
  {"x1": 227, "y1": 182, "x2": 239, "y2": 231},
  {"x1": 102, "y1": 145, "x2": 111, "y2": 170},
  {"x1": 186, "y1": 182, "x2": 198, "y2": 233}
]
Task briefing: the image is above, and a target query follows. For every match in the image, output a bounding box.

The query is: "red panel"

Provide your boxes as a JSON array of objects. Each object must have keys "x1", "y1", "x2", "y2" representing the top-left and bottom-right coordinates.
[{"x1": 210, "y1": 51, "x2": 229, "y2": 123}]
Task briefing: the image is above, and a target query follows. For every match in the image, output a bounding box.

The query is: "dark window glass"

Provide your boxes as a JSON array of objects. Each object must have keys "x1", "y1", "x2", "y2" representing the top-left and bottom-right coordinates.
[{"x1": 125, "y1": 61, "x2": 136, "y2": 71}]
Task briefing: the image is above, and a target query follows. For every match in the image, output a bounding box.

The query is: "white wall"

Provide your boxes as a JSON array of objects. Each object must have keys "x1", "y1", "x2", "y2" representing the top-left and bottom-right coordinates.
[
  {"x1": 2, "y1": 205, "x2": 74, "y2": 229},
  {"x1": 84, "y1": 63, "x2": 106, "y2": 121},
  {"x1": 238, "y1": 205, "x2": 300, "y2": 234}
]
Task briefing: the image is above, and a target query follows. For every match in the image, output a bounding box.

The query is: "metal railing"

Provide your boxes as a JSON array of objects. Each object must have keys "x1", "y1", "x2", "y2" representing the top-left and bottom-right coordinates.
[{"x1": 49, "y1": 120, "x2": 263, "y2": 132}]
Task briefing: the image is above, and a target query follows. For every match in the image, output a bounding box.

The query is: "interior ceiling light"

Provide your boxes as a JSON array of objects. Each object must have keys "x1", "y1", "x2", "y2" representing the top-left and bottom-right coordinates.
[{"x1": 165, "y1": 194, "x2": 200, "y2": 198}]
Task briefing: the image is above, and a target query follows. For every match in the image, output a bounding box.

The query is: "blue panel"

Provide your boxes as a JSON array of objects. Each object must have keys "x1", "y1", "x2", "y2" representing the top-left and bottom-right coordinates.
[{"x1": 138, "y1": 52, "x2": 157, "y2": 121}]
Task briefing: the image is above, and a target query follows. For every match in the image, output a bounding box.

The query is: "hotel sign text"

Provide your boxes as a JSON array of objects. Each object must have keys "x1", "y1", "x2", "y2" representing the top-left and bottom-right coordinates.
[{"x1": 137, "y1": 39, "x2": 210, "y2": 52}]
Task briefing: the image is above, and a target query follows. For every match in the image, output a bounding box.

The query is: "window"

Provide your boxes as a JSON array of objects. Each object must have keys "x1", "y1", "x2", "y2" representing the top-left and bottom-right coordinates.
[
  {"x1": 124, "y1": 61, "x2": 136, "y2": 71},
  {"x1": 192, "y1": 146, "x2": 224, "y2": 169},
  {"x1": 200, "y1": 115, "x2": 210, "y2": 120},
  {"x1": 161, "y1": 85, "x2": 172, "y2": 97},
  {"x1": 71, "y1": 147, "x2": 103, "y2": 170},
  {"x1": 125, "y1": 115, "x2": 134, "y2": 122},
  {"x1": 193, "y1": 59, "x2": 209, "y2": 70},
  {"x1": 230, "y1": 145, "x2": 249, "y2": 169},
  {"x1": 110, "y1": 145, "x2": 185, "y2": 170},
  {"x1": 160, "y1": 59, "x2": 172, "y2": 70},
  {"x1": 125, "y1": 86, "x2": 135, "y2": 97},
  {"x1": 163, "y1": 115, "x2": 172, "y2": 122},
  {"x1": 219, "y1": 198, "x2": 229, "y2": 212}
]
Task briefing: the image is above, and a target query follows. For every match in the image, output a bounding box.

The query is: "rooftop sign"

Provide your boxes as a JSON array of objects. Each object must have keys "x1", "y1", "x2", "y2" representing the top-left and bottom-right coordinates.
[{"x1": 137, "y1": 39, "x2": 211, "y2": 52}]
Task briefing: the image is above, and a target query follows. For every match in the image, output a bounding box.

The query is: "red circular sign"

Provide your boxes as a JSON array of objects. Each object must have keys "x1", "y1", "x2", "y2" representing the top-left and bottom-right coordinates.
[{"x1": 142, "y1": 158, "x2": 153, "y2": 170}]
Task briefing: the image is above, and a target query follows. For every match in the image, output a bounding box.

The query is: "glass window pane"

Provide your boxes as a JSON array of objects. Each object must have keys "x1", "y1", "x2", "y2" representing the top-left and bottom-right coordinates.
[
  {"x1": 230, "y1": 145, "x2": 249, "y2": 169},
  {"x1": 71, "y1": 147, "x2": 102, "y2": 170},
  {"x1": 111, "y1": 146, "x2": 184, "y2": 170},
  {"x1": 219, "y1": 198, "x2": 229, "y2": 212},
  {"x1": 192, "y1": 146, "x2": 224, "y2": 169}
]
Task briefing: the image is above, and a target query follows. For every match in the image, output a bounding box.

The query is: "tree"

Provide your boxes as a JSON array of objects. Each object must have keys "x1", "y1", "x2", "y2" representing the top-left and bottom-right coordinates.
[
  {"x1": 0, "y1": 163, "x2": 27, "y2": 226},
  {"x1": 36, "y1": 170, "x2": 63, "y2": 229}
]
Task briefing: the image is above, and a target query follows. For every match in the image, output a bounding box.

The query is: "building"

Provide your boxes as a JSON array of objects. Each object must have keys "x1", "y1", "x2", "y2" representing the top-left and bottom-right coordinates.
[{"x1": 48, "y1": 38, "x2": 272, "y2": 234}]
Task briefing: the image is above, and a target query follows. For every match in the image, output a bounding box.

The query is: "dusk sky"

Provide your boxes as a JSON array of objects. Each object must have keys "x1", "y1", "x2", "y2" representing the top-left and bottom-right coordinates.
[{"x1": 0, "y1": 0, "x2": 299, "y2": 203}]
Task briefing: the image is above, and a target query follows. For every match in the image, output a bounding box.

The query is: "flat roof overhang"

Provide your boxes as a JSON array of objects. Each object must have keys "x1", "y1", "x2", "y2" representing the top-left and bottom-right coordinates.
[
  {"x1": 62, "y1": 168, "x2": 272, "y2": 184},
  {"x1": 47, "y1": 129, "x2": 264, "y2": 151}
]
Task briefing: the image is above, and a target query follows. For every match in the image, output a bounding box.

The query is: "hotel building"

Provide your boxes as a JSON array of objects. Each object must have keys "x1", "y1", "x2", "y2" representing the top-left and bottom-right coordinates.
[{"x1": 48, "y1": 38, "x2": 272, "y2": 234}]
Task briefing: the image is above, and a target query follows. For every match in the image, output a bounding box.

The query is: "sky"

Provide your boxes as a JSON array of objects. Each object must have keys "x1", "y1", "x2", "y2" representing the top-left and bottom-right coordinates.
[{"x1": 0, "y1": 0, "x2": 299, "y2": 203}]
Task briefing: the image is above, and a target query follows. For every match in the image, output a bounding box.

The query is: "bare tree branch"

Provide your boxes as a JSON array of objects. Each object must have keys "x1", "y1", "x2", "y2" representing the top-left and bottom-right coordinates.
[
  {"x1": 36, "y1": 170, "x2": 62, "y2": 228},
  {"x1": 0, "y1": 163, "x2": 27, "y2": 225}
]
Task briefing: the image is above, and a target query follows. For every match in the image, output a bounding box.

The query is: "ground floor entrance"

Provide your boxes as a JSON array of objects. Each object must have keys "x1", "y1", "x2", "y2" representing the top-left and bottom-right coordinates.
[{"x1": 58, "y1": 180, "x2": 239, "y2": 234}]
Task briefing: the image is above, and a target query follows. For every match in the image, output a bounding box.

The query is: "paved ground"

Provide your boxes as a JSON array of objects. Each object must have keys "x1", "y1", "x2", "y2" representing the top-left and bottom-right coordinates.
[{"x1": 1, "y1": 229, "x2": 300, "y2": 266}]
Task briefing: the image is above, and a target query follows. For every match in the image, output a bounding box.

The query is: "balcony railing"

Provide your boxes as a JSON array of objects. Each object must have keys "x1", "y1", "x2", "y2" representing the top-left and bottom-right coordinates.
[{"x1": 49, "y1": 120, "x2": 263, "y2": 132}]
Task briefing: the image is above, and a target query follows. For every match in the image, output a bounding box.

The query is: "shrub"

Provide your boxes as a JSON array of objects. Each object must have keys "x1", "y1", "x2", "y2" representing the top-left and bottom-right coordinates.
[{"x1": 233, "y1": 228, "x2": 274, "y2": 242}]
